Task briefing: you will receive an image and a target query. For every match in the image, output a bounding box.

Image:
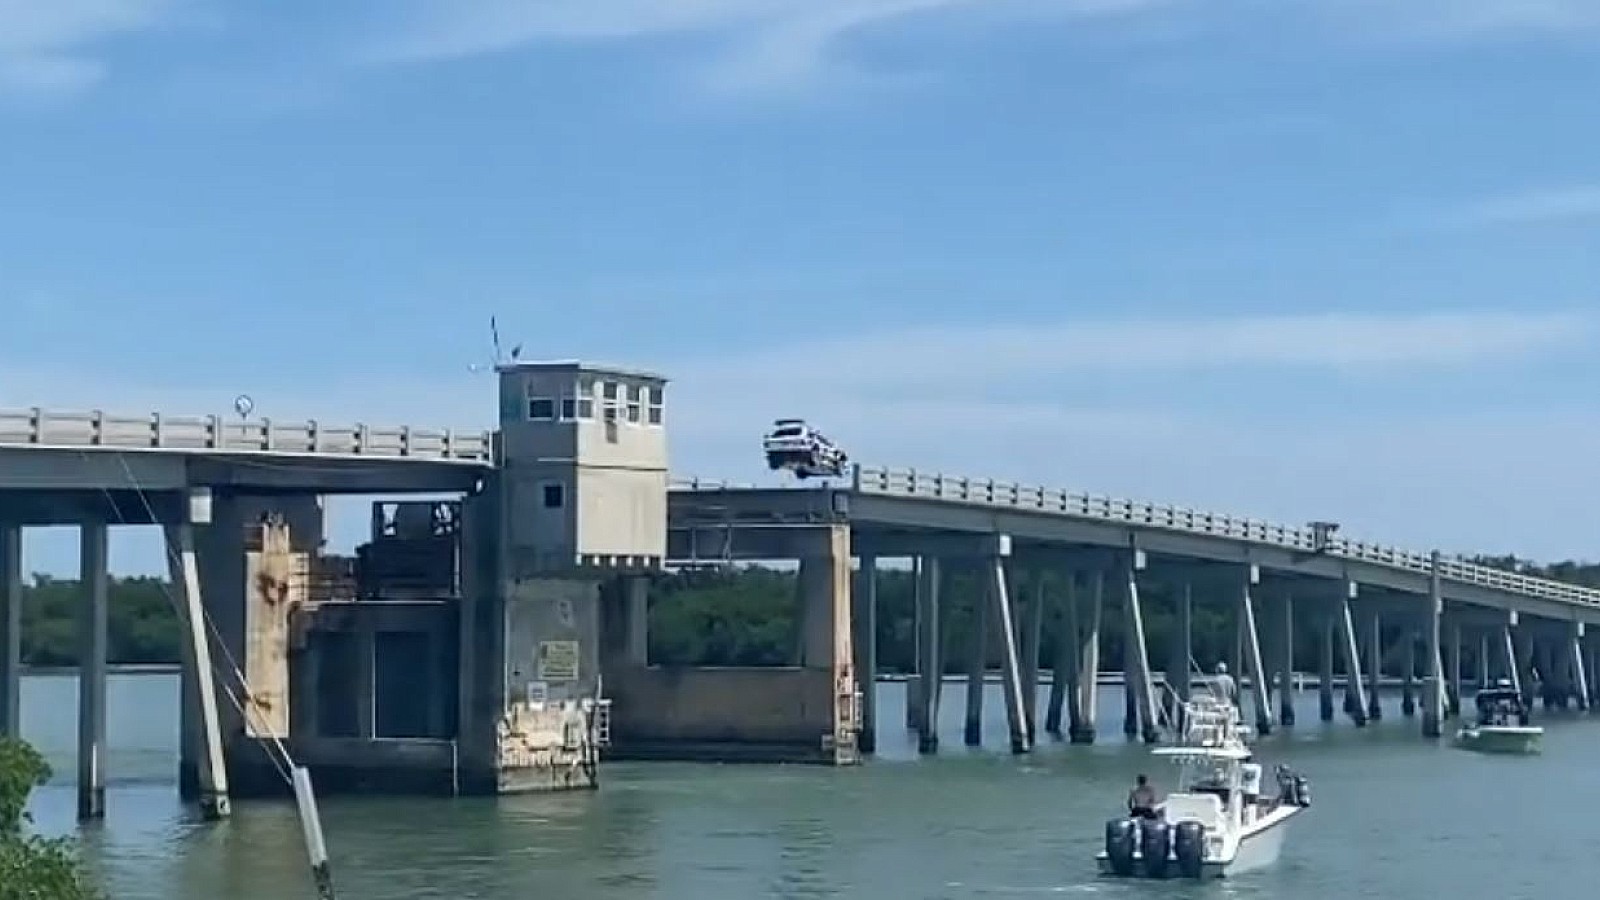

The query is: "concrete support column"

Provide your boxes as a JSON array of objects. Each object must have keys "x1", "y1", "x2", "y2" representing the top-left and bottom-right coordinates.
[
  {"x1": 624, "y1": 576, "x2": 649, "y2": 666},
  {"x1": 1165, "y1": 582, "x2": 1193, "y2": 732},
  {"x1": 853, "y1": 558, "x2": 878, "y2": 754},
  {"x1": 1318, "y1": 612, "x2": 1336, "y2": 721},
  {"x1": 1401, "y1": 634, "x2": 1417, "y2": 717},
  {"x1": 77, "y1": 523, "x2": 110, "y2": 820},
  {"x1": 1569, "y1": 624, "x2": 1589, "y2": 713},
  {"x1": 0, "y1": 524, "x2": 20, "y2": 738},
  {"x1": 987, "y1": 541, "x2": 1031, "y2": 754},
  {"x1": 1421, "y1": 553, "x2": 1444, "y2": 737},
  {"x1": 166, "y1": 490, "x2": 231, "y2": 819},
  {"x1": 1278, "y1": 593, "x2": 1296, "y2": 727},
  {"x1": 904, "y1": 557, "x2": 923, "y2": 732},
  {"x1": 1447, "y1": 622, "x2": 1462, "y2": 717},
  {"x1": 1121, "y1": 549, "x2": 1160, "y2": 744},
  {"x1": 1044, "y1": 573, "x2": 1073, "y2": 738},
  {"x1": 1336, "y1": 582, "x2": 1368, "y2": 726},
  {"x1": 963, "y1": 566, "x2": 987, "y2": 747},
  {"x1": 1019, "y1": 575, "x2": 1044, "y2": 744},
  {"x1": 1514, "y1": 626, "x2": 1536, "y2": 708},
  {"x1": 1477, "y1": 631, "x2": 1490, "y2": 687},
  {"x1": 1365, "y1": 611, "x2": 1383, "y2": 721},
  {"x1": 915, "y1": 557, "x2": 941, "y2": 754},
  {"x1": 1238, "y1": 566, "x2": 1272, "y2": 737},
  {"x1": 1068, "y1": 571, "x2": 1101, "y2": 744},
  {"x1": 805, "y1": 525, "x2": 858, "y2": 762},
  {"x1": 1500, "y1": 618, "x2": 1522, "y2": 699}
]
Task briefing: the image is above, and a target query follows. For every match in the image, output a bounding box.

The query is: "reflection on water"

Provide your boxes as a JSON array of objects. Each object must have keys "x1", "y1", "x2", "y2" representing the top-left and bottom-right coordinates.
[{"x1": 17, "y1": 673, "x2": 1600, "y2": 898}]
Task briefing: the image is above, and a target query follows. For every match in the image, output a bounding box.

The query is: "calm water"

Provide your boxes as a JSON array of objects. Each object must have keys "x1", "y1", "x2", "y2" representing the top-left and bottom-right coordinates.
[{"x1": 18, "y1": 673, "x2": 1600, "y2": 899}]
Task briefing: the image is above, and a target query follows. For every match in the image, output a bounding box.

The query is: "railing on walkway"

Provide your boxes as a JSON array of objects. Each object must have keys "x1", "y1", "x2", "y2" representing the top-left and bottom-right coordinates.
[
  {"x1": 670, "y1": 467, "x2": 1600, "y2": 608},
  {"x1": 0, "y1": 408, "x2": 494, "y2": 463}
]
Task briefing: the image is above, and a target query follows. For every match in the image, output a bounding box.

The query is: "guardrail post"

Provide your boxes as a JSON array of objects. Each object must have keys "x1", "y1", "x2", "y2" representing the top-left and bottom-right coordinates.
[
  {"x1": 151, "y1": 412, "x2": 164, "y2": 448},
  {"x1": 400, "y1": 426, "x2": 412, "y2": 457},
  {"x1": 27, "y1": 408, "x2": 41, "y2": 444},
  {"x1": 442, "y1": 428, "x2": 454, "y2": 459},
  {"x1": 307, "y1": 420, "x2": 320, "y2": 453},
  {"x1": 261, "y1": 417, "x2": 274, "y2": 451},
  {"x1": 88, "y1": 409, "x2": 103, "y2": 446},
  {"x1": 355, "y1": 424, "x2": 368, "y2": 454},
  {"x1": 204, "y1": 415, "x2": 218, "y2": 449}
]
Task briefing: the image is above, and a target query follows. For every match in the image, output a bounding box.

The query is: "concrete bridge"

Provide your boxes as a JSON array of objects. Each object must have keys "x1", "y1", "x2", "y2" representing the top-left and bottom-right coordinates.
[{"x1": 1, "y1": 396, "x2": 1595, "y2": 822}]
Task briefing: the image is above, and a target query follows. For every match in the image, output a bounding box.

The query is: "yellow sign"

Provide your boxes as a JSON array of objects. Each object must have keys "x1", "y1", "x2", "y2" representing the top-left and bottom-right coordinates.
[{"x1": 537, "y1": 640, "x2": 580, "y2": 681}]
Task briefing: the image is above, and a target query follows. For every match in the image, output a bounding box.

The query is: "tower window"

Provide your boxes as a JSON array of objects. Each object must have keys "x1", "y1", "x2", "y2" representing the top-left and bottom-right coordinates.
[
  {"x1": 527, "y1": 397, "x2": 555, "y2": 421},
  {"x1": 541, "y1": 483, "x2": 565, "y2": 509}
]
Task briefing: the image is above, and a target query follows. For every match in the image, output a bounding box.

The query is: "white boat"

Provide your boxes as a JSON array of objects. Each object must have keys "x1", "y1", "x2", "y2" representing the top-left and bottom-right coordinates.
[
  {"x1": 1095, "y1": 681, "x2": 1310, "y2": 880},
  {"x1": 1456, "y1": 682, "x2": 1542, "y2": 755}
]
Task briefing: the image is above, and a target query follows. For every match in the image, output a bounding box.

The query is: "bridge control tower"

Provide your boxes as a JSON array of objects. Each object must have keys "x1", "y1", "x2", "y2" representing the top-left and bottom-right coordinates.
[{"x1": 468, "y1": 360, "x2": 669, "y2": 792}]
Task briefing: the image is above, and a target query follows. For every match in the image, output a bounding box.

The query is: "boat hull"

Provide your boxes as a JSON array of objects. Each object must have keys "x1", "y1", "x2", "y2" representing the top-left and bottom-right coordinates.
[
  {"x1": 1455, "y1": 725, "x2": 1542, "y2": 755},
  {"x1": 1094, "y1": 806, "x2": 1302, "y2": 879}
]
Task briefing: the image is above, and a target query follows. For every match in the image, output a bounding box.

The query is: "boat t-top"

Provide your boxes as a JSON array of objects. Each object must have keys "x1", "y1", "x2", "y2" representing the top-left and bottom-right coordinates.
[
  {"x1": 1096, "y1": 677, "x2": 1310, "y2": 880},
  {"x1": 1456, "y1": 679, "x2": 1542, "y2": 754}
]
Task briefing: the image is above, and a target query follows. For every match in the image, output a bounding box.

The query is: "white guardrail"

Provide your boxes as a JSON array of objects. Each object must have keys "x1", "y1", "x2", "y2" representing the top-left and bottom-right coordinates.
[
  {"x1": 0, "y1": 408, "x2": 494, "y2": 462},
  {"x1": 671, "y1": 467, "x2": 1600, "y2": 608}
]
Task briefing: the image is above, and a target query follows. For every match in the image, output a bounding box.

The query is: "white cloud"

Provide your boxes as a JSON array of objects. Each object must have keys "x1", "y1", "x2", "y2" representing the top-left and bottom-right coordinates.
[
  {"x1": 363, "y1": 0, "x2": 1171, "y2": 93},
  {"x1": 674, "y1": 310, "x2": 1595, "y2": 393},
  {"x1": 1436, "y1": 185, "x2": 1600, "y2": 229},
  {"x1": 0, "y1": 0, "x2": 182, "y2": 98}
]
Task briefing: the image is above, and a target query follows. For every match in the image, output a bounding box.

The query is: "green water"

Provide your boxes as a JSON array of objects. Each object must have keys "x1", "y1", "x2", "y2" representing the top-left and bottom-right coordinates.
[{"x1": 17, "y1": 673, "x2": 1600, "y2": 898}]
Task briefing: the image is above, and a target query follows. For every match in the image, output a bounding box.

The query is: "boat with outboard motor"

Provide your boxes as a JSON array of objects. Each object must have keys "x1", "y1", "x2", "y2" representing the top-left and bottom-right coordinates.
[
  {"x1": 1456, "y1": 680, "x2": 1542, "y2": 754},
  {"x1": 1096, "y1": 679, "x2": 1310, "y2": 880}
]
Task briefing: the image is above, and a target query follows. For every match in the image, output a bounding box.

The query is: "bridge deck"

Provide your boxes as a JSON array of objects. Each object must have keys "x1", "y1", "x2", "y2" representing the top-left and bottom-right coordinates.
[{"x1": 669, "y1": 466, "x2": 1600, "y2": 620}]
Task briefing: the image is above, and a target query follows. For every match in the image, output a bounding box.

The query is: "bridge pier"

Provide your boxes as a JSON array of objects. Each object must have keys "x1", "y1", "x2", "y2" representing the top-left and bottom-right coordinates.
[
  {"x1": 1068, "y1": 571, "x2": 1101, "y2": 744},
  {"x1": 77, "y1": 522, "x2": 109, "y2": 820},
  {"x1": 853, "y1": 557, "x2": 878, "y2": 754},
  {"x1": 1278, "y1": 592, "x2": 1296, "y2": 727},
  {"x1": 0, "y1": 524, "x2": 19, "y2": 739},
  {"x1": 1422, "y1": 552, "x2": 1444, "y2": 738},
  {"x1": 990, "y1": 543, "x2": 1031, "y2": 753},
  {"x1": 1043, "y1": 574, "x2": 1072, "y2": 738},
  {"x1": 1318, "y1": 610, "x2": 1336, "y2": 721},
  {"x1": 1401, "y1": 632, "x2": 1417, "y2": 717},
  {"x1": 1120, "y1": 549, "x2": 1160, "y2": 745},
  {"x1": 905, "y1": 558, "x2": 923, "y2": 733},
  {"x1": 1019, "y1": 575, "x2": 1044, "y2": 745},
  {"x1": 1336, "y1": 582, "x2": 1369, "y2": 726},
  {"x1": 1567, "y1": 624, "x2": 1588, "y2": 712},
  {"x1": 1165, "y1": 582, "x2": 1193, "y2": 733},
  {"x1": 1365, "y1": 611, "x2": 1383, "y2": 721},
  {"x1": 1500, "y1": 615, "x2": 1524, "y2": 700},
  {"x1": 915, "y1": 556, "x2": 942, "y2": 754},
  {"x1": 167, "y1": 496, "x2": 231, "y2": 819},
  {"x1": 1446, "y1": 621, "x2": 1462, "y2": 718},
  {"x1": 1237, "y1": 566, "x2": 1272, "y2": 737},
  {"x1": 964, "y1": 560, "x2": 986, "y2": 747},
  {"x1": 1514, "y1": 622, "x2": 1537, "y2": 709}
]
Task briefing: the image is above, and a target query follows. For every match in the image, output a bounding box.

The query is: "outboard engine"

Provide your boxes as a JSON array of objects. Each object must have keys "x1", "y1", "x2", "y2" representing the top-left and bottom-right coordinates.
[
  {"x1": 1293, "y1": 773, "x2": 1311, "y2": 807},
  {"x1": 1138, "y1": 817, "x2": 1171, "y2": 879},
  {"x1": 1172, "y1": 820, "x2": 1206, "y2": 879},
  {"x1": 1104, "y1": 818, "x2": 1137, "y2": 876}
]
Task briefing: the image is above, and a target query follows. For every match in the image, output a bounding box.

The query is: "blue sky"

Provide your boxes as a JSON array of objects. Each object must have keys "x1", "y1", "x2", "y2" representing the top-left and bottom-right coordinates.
[{"x1": 2, "y1": 0, "x2": 1599, "y2": 575}]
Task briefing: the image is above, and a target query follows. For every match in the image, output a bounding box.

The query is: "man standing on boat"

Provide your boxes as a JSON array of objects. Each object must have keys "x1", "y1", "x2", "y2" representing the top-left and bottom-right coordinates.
[
  {"x1": 1212, "y1": 661, "x2": 1239, "y2": 705},
  {"x1": 1127, "y1": 774, "x2": 1161, "y2": 819}
]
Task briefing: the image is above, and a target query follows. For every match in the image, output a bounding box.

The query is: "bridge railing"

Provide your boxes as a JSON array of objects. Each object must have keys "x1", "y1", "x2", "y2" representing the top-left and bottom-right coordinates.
[
  {"x1": 847, "y1": 466, "x2": 1600, "y2": 606},
  {"x1": 0, "y1": 408, "x2": 494, "y2": 463},
  {"x1": 668, "y1": 467, "x2": 1600, "y2": 607}
]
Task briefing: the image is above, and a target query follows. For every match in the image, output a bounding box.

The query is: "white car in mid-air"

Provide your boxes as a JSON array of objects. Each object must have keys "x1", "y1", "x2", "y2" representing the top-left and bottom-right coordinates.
[{"x1": 762, "y1": 418, "x2": 849, "y2": 479}]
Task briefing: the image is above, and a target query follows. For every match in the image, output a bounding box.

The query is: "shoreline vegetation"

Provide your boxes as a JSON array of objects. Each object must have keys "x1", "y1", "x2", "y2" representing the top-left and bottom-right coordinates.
[{"x1": 13, "y1": 555, "x2": 1597, "y2": 675}]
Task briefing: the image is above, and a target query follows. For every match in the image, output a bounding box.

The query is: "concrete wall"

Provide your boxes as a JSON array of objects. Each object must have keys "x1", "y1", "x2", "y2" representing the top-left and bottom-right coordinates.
[
  {"x1": 604, "y1": 666, "x2": 839, "y2": 761},
  {"x1": 575, "y1": 467, "x2": 667, "y2": 562}
]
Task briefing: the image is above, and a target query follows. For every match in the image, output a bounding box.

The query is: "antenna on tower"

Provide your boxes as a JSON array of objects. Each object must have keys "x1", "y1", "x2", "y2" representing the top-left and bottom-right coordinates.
[{"x1": 490, "y1": 315, "x2": 504, "y2": 366}]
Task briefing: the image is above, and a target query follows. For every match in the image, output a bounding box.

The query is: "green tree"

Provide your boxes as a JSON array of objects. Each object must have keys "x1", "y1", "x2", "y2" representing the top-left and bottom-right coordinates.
[{"x1": 0, "y1": 737, "x2": 104, "y2": 900}]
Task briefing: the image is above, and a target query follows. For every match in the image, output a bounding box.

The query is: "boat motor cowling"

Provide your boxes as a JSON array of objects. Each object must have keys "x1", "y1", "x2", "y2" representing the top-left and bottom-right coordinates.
[
  {"x1": 1139, "y1": 817, "x2": 1171, "y2": 879},
  {"x1": 1104, "y1": 818, "x2": 1137, "y2": 876},
  {"x1": 1172, "y1": 820, "x2": 1206, "y2": 879}
]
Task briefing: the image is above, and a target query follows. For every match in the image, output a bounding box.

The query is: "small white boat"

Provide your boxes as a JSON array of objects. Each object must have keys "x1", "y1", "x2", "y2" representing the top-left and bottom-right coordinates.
[
  {"x1": 1095, "y1": 681, "x2": 1310, "y2": 880},
  {"x1": 1456, "y1": 682, "x2": 1542, "y2": 755}
]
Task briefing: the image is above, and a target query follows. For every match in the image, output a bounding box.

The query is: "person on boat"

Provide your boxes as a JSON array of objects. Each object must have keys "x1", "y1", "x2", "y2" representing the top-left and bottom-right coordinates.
[
  {"x1": 1127, "y1": 774, "x2": 1161, "y2": 819},
  {"x1": 1212, "y1": 662, "x2": 1238, "y2": 704}
]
